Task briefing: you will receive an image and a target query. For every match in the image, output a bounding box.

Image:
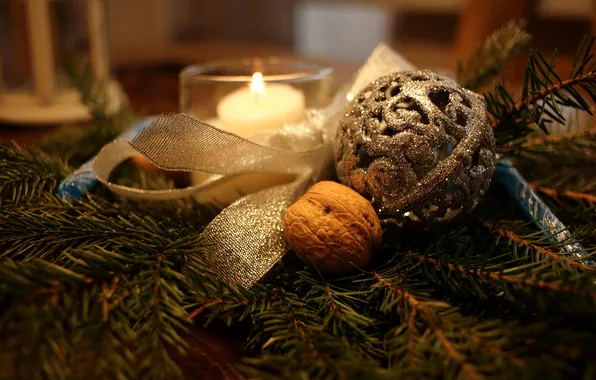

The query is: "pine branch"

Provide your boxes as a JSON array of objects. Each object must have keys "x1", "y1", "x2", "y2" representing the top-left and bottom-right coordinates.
[
  {"x1": 296, "y1": 271, "x2": 385, "y2": 360},
  {"x1": 439, "y1": 314, "x2": 525, "y2": 367},
  {"x1": 0, "y1": 144, "x2": 71, "y2": 207},
  {"x1": 531, "y1": 185, "x2": 596, "y2": 203},
  {"x1": 371, "y1": 257, "x2": 596, "y2": 378},
  {"x1": 458, "y1": 20, "x2": 531, "y2": 91},
  {"x1": 134, "y1": 252, "x2": 190, "y2": 380},
  {"x1": 412, "y1": 253, "x2": 596, "y2": 299},
  {"x1": 0, "y1": 191, "x2": 207, "y2": 379},
  {"x1": 372, "y1": 270, "x2": 483, "y2": 380},
  {"x1": 185, "y1": 274, "x2": 280, "y2": 326},
  {"x1": 244, "y1": 289, "x2": 380, "y2": 379},
  {"x1": 526, "y1": 185, "x2": 596, "y2": 229},
  {"x1": 66, "y1": 278, "x2": 137, "y2": 379},
  {"x1": 0, "y1": 193, "x2": 205, "y2": 262},
  {"x1": 0, "y1": 278, "x2": 137, "y2": 380},
  {"x1": 500, "y1": 128, "x2": 596, "y2": 154},
  {"x1": 240, "y1": 353, "x2": 394, "y2": 380},
  {"x1": 486, "y1": 36, "x2": 596, "y2": 145},
  {"x1": 481, "y1": 220, "x2": 595, "y2": 271}
]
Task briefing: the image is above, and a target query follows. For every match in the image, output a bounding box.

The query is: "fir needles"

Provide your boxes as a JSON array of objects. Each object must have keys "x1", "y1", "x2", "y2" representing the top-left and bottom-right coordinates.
[{"x1": 2, "y1": 21, "x2": 596, "y2": 380}]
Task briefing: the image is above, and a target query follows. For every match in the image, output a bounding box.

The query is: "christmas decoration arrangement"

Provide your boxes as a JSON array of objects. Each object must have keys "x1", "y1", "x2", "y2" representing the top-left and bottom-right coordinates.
[{"x1": 2, "y1": 21, "x2": 596, "y2": 379}]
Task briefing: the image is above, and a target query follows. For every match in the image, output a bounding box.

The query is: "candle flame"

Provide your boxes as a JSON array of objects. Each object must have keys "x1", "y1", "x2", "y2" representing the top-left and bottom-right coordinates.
[{"x1": 250, "y1": 72, "x2": 265, "y2": 95}]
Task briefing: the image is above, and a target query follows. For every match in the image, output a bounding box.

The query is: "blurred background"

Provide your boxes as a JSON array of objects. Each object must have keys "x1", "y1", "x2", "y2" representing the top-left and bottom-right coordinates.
[
  {"x1": 1, "y1": 0, "x2": 595, "y2": 133},
  {"x1": 105, "y1": 0, "x2": 596, "y2": 110},
  {"x1": 101, "y1": 0, "x2": 593, "y2": 68}
]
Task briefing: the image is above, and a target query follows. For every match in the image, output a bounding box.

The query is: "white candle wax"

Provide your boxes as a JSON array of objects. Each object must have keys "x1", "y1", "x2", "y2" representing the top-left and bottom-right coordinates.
[
  {"x1": 216, "y1": 72, "x2": 305, "y2": 137},
  {"x1": 192, "y1": 74, "x2": 305, "y2": 205}
]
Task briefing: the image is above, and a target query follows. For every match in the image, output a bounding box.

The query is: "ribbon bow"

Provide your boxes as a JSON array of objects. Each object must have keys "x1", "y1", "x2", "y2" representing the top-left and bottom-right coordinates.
[
  {"x1": 59, "y1": 44, "x2": 414, "y2": 288},
  {"x1": 59, "y1": 44, "x2": 587, "y2": 288}
]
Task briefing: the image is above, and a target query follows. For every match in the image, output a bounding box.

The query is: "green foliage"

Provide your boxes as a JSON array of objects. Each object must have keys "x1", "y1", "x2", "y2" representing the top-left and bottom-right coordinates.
[
  {"x1": 2, "y1": 21, "x2": 596, "y2": 380},
  {"x1": 0, "y1": 144, "x2": 71, "y2": 207},
  {"x1": 486, "y1": 35, "x2": 596, "y2": 145},
  {"x1": 0, "y1": 192, "x2": 209, "y2": 379},
  {"x1": 458, "y1": 19, "x2": 531, "y2": 91}
]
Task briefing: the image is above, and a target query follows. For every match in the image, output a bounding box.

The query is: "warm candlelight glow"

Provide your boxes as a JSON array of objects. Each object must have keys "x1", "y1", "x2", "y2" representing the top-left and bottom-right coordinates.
[
  {"x1": 250, "y1": 72, "x2": 265, "y2": 95},
  {"x1": 216, "y1": 71, "x2": 305, "y2": 137}
]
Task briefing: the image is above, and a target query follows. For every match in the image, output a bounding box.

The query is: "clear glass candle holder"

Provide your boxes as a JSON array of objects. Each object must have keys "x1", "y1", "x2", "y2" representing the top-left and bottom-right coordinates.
[
  {"x1": 180, "y1": 58, "x2": 334, "y2": 204},
  {"x1": 179, "y1": 58, "x2": 334, "y2": 136}
]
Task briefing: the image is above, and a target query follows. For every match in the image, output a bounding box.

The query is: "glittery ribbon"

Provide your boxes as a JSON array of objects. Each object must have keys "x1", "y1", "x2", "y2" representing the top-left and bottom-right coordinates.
[
  {"x1": 88, "y1": 44, "x2": 413, "y2": 288},
  {"x1": 59, "y1": 43, "x2": 587, "y2": 287}
]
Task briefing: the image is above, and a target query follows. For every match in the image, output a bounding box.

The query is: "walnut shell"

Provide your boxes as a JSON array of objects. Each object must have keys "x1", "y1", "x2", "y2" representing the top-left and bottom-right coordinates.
[{"x1": 283, "y1": 181, "x2": 382, "y2": 275}]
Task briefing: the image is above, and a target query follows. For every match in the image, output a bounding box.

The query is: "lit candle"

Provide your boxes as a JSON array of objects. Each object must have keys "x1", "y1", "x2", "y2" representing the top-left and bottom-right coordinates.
[
  {"x1": 190, "y1": 72, "x2": 306, "y2": 204},
  {"x1": 215, "y1": 72, "x2": 306, "y2": 137}
]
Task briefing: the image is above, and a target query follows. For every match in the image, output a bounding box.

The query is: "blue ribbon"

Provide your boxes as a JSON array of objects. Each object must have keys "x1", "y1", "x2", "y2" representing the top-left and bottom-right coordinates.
[{"x1": 495, "y1": 158, "x2": 589, "y2": 260}]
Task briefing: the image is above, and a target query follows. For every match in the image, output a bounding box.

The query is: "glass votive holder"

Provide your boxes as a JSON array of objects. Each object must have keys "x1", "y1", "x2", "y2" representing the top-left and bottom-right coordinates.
[
  {"x1": 179, "y1": 58, "x2": 334, "y2": 138},
  {"x1": 179, "y1": 58, "x2": 334, "y2": 205}
]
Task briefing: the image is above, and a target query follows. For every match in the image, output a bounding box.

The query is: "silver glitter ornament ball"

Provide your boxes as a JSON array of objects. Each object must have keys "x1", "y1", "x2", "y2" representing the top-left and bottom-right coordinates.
[{"x1": 335, "y1": 70, "x2": 496, "y2": 224}]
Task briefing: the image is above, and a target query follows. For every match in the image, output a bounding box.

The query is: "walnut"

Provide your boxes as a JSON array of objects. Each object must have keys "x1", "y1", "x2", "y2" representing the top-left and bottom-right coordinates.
[{"x1": 283, "y1": 181, "x2": 382, "y2": 275}]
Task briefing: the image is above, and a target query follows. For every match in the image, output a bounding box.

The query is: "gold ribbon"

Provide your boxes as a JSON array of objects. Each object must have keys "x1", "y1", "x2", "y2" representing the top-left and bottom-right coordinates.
[{"x1": 93, "y1": 43, "x2": 414, "y2": 288}]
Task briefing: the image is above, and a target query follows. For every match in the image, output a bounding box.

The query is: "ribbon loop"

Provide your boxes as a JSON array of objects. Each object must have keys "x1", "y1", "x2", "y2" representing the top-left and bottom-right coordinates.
[
  {"x1": 90, "y1": 44, "x2": 417, "y2": 287},
  {"x1": 130, "y1": 114, "x2": 328, "y2": 175}
]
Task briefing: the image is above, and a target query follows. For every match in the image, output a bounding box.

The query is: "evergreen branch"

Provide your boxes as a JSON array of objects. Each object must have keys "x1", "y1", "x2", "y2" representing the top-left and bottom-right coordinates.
[
  {"x1": 134, "y1": 252, "x2": 191, "y2": 380},
  {"x1": 0, "y1": 192, "x2": 207, "y2": 379},
  {"x1": 507, "y1": 129, "x2": 596, "y2": 172},
  {"x1": 524, "y1": 184, "x2": 596, "y2": 229},
  {"x1": 0, "y1": 144, "x2": 71, "y2": 207},
  {"x1": 486, "y1": 36, "x2": 596, "y2": 145},
  {"x1": 516, "y1": 162, "x2": 596, "y2": 195},
  {"x1": 1, "y1": 280, "x2": 137, "y2": 380},
  {"x1": 245, "y1": 289, "x2": 377, "y2": 379},
  {"x1": 67, "y1": 279, "x2": 137, "y2": 379},
  {"x1": 458, "y1": 20, "x2": 531, "y2": 91},
  {"x1": 406, "y1": 308, "x2": 416, "y2": 370},
  {"x1": 187, "y1": 288, "x2": 279, "y2": 325},
  {"x1": 0, "y1": 194, "x2": 203, "y2": 262},
  {"x1": 439, "y1": 315, "x2": 525, "y2": 367},
  {"x1": 184, "y1": 265, "x2": 281, "y2": 326},
  {"x1": 294, "y1": 271, "x2": 385, "y2": 360},
  {"x1": 372, "y1": 272, "x2": 483, "y2": 380},
  {"x1": 240, "y1": 353, "x2": 392, "y2": 380},
  {"x1": 0, "y1": 259, "x2": 92, "y2": 298},
  {"x1": 531, "y1": 185, "x2": 596, "y2": 203},
  {"x1": 297, "y1": 272, "x2": 378, "y2": 333},
  {"x1": 412, "y1": 253, "x2": 596, "y2": 299},
  {"x1": 481, "y1": 221, "x2": 595, "y2": 271},
  {"x1": 492, "y1": 75, "x2": 596, "y2": 130},
  {"x1": 500, "y1": 128, "x2": 596, "y2": 154}
]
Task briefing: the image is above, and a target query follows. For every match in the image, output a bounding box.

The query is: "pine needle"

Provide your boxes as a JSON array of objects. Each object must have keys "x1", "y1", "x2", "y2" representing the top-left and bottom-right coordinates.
[
  {"x1": 458, "y1": 19, "x2": 531, "y2": 91},
  {"x1": 487, "y1": 36, "x2": 596, "y2": 145}
]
